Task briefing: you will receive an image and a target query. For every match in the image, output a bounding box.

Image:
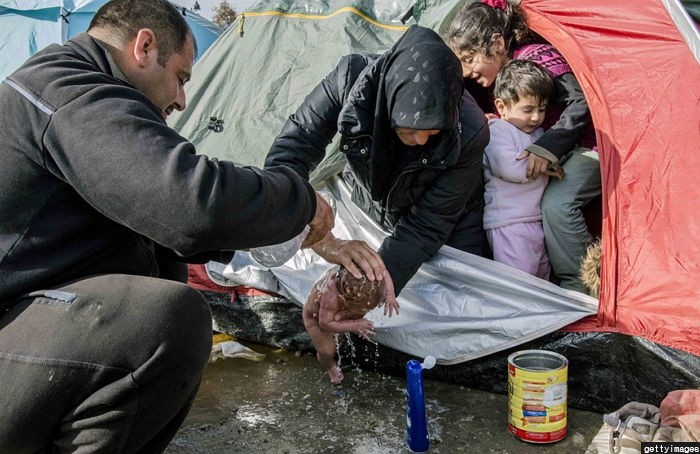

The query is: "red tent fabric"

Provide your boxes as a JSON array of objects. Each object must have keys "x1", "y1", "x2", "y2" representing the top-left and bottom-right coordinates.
[{"x1": 523, "y1": 0, "x2": 700, "y2": 356}]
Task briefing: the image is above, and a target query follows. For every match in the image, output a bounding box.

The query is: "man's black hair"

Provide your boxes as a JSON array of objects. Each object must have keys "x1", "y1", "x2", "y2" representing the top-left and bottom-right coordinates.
[{"x1": 88, "y1": 0, "x2": 197, "y2": 65}]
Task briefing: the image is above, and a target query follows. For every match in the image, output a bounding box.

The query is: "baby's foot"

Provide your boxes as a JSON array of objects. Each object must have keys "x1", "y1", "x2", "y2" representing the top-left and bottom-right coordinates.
[{"x1": 328, "y1": 366, "x2": 344, "y2": 384}]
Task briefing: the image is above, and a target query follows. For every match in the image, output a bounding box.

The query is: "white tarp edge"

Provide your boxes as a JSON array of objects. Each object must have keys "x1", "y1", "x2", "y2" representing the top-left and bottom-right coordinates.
[
  {"x1": 205, "y1": 174, "x2": 598, "y2": 365},
  {"x1": 663, "y1": 0, "x2": 700, "y2": 64}
]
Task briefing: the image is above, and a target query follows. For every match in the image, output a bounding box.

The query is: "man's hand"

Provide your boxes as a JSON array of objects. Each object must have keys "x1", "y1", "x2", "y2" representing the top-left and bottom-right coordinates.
[
  {"x1": 311, "y1": 234, "x2": 386, "y2": 282},
  {"x1": 301, "y1": 192, "x2": 335, "y2": 248}
]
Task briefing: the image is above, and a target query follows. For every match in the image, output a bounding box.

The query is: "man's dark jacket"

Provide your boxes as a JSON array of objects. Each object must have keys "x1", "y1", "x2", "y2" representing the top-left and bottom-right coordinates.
[
  {"x1": 0, "y1": 33, "x2": 316, "y2": 308},
  {"x1": 265, "y1": 50, "x2": 489, "y2": 293}
]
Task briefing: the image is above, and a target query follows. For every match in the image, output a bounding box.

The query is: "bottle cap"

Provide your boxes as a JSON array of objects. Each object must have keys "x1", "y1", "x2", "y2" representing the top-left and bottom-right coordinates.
[{"x1": 420, "y1": 355, "x2": 436, "y2": 370}]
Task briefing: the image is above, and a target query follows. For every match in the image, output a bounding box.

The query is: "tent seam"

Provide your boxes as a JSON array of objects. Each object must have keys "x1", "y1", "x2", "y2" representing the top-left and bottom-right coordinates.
[{"x1": 243, "y1": 7, "x2": 409, "y2": 31}]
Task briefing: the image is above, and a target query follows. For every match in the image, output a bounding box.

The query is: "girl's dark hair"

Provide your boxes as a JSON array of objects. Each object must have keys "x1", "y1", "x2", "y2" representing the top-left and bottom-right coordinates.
[
  {"x1": 88, "y1": 0, "x2": 197, "y2": 66},
  {"x1": 494, "y1": 59, "x2": 554, "y2": 106},
  {"x1": 444, "y1": 1, "x2": 531, "y2": 58}
]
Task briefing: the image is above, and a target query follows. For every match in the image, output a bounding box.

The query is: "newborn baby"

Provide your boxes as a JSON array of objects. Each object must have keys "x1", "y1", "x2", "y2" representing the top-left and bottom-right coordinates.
[{"x1": 303, "y1": 265, "x2": 399, "y2": 384}]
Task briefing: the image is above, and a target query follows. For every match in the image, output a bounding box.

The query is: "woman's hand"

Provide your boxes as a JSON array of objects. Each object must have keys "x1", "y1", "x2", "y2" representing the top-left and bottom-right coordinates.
[
  {"x1": 311, "y1": 234, "x2": 385, "y2": 281},
  {"x1": 313, "y1": 234, "x2": 399, "y2": 318}
]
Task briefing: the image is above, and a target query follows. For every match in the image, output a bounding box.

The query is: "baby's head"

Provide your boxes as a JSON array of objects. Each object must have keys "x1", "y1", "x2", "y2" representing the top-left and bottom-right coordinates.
[
  {"x1": 335, "y1": 266, "x2": 386, "y2": 318},
  {"x1": 493, "y1": 59, "x2": 553, "y2": 134}
]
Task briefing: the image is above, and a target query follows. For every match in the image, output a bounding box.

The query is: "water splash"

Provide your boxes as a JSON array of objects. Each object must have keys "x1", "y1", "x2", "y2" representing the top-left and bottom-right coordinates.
[{"x1": 334, "y1": 334, "x2": 342, "y2": 369}]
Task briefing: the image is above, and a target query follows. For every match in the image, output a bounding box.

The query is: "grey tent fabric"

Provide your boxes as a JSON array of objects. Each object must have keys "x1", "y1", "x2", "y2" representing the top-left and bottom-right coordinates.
[{"x1": 169, "y1": 1, "x2": 416, "y2": 185}]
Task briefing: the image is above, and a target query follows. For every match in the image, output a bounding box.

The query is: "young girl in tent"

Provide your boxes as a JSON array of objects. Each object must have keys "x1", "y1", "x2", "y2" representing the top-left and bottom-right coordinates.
[{"x1": 445, "y1": 0, "x2": 601, "y2": 295}]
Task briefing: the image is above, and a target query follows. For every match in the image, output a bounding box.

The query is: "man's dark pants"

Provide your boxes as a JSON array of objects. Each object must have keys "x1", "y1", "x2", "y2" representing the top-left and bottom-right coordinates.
[{"x1": 0, "y1": 273, "x2": 212, "y2": 453}]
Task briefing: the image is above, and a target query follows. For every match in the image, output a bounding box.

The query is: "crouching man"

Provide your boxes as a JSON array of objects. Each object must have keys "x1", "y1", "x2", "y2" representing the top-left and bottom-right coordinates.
[{"x1": 0, "y1": 0, "x2": 333, "y2": 451}]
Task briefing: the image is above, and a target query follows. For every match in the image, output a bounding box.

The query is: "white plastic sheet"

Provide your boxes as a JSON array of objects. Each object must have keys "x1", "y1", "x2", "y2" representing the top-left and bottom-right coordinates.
[{"x1": 206, "y1": 175, "x2": 598, "y2": 365}]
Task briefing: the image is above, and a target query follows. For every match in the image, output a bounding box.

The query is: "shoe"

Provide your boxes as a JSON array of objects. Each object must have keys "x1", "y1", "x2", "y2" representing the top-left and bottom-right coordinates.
[{"x1": 585, "y1": 404, "x2": 659, "y2": 453}]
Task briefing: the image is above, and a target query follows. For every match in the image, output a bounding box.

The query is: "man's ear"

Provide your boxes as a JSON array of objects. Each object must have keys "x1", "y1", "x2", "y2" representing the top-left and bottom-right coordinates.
[{"x1": 131, "y1": 28, "x2": 158, "y2": 67}]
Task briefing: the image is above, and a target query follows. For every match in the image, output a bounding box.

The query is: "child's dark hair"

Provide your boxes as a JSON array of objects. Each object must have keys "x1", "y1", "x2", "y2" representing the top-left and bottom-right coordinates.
[
  {"x1": 444, "y1": 1, "x2": 531, "y2": 58},
  {"x1": 494, "y1": 59, "x2": 553, "y2": 106}
]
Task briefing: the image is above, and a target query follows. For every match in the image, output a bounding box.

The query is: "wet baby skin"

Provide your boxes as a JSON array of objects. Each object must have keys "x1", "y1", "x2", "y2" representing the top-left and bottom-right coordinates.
[{"x1": 303, "y1": 266, "x2": 394, "y2": 384}]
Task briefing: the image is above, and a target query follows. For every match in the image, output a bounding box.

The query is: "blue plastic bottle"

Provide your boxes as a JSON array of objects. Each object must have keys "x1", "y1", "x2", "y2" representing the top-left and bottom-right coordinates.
[{"x1": 406, "y1": 359, "x2": 429, "y2": 452}]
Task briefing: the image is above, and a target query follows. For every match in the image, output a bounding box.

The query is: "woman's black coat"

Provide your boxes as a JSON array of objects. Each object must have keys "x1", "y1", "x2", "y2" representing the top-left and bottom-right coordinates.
[{"x1": 265, "y1": 26, "x2": 489, "y2": 294}]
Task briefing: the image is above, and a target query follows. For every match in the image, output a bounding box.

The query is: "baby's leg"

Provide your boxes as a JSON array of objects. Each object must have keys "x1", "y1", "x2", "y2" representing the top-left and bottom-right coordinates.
[
  {"x1": 305, "y1": 321, "x2": 343, "y2": 384},
  {"x1": 317, "y1": 348, "x2": 344, "y2": 385}
]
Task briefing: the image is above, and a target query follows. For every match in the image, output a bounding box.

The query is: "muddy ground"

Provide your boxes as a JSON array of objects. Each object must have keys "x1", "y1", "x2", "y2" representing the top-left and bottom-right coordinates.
[{"x1": 165, "y1": 341, "x2": 603, "y2": 453}]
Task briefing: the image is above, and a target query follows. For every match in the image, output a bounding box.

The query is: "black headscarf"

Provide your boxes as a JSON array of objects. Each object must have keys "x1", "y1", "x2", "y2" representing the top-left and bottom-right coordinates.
[
  {"x1": 384, "y1": 26, "x2": 463, "y2": 130},
  {"x1": 338, "y1": 25, "x2": 464, "y2": 201}
]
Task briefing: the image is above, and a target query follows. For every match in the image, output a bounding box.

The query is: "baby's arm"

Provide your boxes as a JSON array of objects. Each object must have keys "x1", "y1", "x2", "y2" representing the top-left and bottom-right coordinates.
[
  {"x1": 322, "y1": 316, "x2": 375, "y2": 340},
  {"x1": 315, "y1": 282, "x2": 376, "y2": 339},
  {"x1": 351, "y1": 318, "x2": 375, "y2": 339},
  {"x1": 303, "y1": 281, "x2": 322, "y2": 331}
]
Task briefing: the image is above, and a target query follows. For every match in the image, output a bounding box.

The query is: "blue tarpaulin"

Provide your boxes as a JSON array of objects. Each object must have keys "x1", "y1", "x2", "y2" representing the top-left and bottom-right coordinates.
[{"x1": 0, "y1": 0, "x2": 222, "y2": 80}]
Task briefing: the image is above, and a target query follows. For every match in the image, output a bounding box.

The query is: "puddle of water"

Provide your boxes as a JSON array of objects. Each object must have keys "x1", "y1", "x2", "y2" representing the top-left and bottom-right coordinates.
[{"x1": 166, "y1": 342, "x2": 602, "y2": 453}]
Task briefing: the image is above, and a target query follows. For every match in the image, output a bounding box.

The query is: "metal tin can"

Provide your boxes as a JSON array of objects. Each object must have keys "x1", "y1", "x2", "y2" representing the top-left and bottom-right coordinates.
[{"x1": 507, "y1": 350, "x2": 568, "y2": 443}]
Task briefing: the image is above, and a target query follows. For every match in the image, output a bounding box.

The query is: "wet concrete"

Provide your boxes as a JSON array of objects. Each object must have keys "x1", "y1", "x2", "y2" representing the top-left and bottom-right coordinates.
[{"x1": 165, "y1": 341, "x2": 603, "y2": 453}]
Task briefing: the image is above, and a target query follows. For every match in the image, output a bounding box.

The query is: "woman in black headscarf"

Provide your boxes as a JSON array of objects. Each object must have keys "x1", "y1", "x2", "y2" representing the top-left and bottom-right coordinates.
[{"x1": 265, "y1": 25, "x2": 490, "y2": 302}]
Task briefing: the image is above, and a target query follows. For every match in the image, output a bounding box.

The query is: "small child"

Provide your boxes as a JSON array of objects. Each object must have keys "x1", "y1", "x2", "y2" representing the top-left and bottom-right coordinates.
[
  {"x1": 483, "y1": 59, "x2": 556, "y2": 279},
  {"x1": 303, "y1": 265, "x2": 399, "y2": 384}
]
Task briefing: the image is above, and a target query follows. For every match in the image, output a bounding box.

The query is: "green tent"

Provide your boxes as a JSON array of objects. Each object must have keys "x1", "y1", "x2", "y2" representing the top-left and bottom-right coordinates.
[{"x1": 170, "y1": 0, "x2": 460, "y2": 185}]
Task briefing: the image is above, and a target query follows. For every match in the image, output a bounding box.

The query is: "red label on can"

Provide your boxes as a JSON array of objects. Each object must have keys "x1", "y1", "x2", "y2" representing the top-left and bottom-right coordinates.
[{"x1": 508, "y1": 424, "x2": 567, "y2": 443}]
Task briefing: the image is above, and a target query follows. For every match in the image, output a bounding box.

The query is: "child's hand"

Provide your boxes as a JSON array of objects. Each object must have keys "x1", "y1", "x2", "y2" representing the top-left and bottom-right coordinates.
[
  {"x1": 543, "y1": 165, "x2": 565, "y2": 180},
  {"x1": 353, "y1": 318, "x2": 375, "y2": 340},
  {"x1": 516, "y1": 151, "x2": 553, "y2": 179}
]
